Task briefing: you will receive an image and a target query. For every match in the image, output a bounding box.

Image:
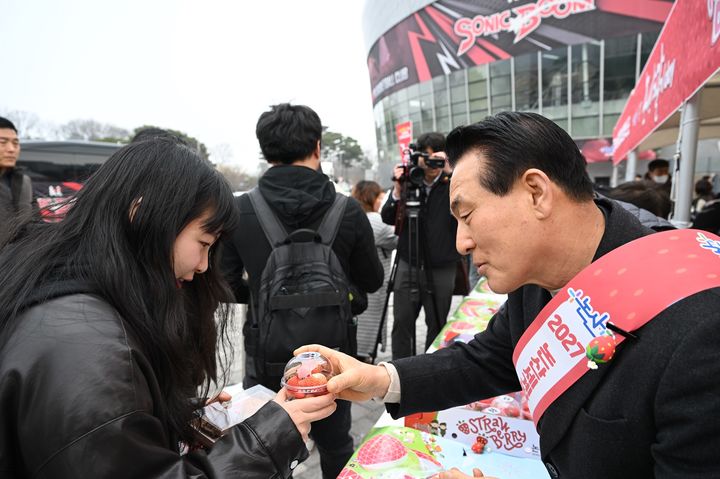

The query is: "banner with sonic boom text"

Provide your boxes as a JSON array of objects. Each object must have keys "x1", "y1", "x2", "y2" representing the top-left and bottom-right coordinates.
[{"x1": 367, "y1": 0, "x2": 672, "y2": 105}]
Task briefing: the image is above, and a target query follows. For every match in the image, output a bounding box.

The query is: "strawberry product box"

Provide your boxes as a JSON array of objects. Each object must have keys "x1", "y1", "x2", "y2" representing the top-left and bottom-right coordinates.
[
  {"x1": 339, "y1": 426, "x2": 460, "y2": 478},
  {"x1": 343, "y1": 425, "x2": 548, "y2": 478},
  {"x1": 404, "y1": 397, "x2": 540, "y2": 460},
  {"x1": 467, "y1": 277, "x2": 507, "y2": 302},
  {"x1": 469, "y1": 276, "x2": 497, "y2": 296},
  {"x1": 428, "y1": 295, "x2": 505, "y2": 352}
]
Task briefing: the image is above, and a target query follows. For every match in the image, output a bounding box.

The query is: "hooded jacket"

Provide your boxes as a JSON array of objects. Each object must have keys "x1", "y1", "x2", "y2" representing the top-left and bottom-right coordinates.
[{"x1": 221, "y1": 165, "x2": 384, "y2": 308}]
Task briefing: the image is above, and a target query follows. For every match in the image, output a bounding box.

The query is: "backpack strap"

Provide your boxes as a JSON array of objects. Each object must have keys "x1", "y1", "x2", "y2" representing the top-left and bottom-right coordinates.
[
  {"x1": 317, "y1": 193, "x2": 348, "y2": 246},
  {"x1": 247, "y1": 188, "x2": 288, "y2": 248},
  {"x1": 10, "y1": 170, "x2": 24, "y2": 212}
]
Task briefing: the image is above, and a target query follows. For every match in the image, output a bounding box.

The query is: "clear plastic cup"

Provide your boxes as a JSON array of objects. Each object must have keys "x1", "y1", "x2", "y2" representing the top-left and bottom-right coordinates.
[{"x1": 280, "y1": 352, "x2": 334, "y2": 400}]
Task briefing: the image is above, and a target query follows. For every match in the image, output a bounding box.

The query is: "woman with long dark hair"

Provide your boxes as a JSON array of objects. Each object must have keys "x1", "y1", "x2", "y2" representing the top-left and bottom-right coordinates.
[{"x1": 0, "y1": 138, "x2": 335, "y2": 478}]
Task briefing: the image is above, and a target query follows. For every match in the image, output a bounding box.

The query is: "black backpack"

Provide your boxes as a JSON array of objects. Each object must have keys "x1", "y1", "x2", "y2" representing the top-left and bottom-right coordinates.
[{"x1": 247, "y1": 188, "x2": 354, "y2": 377}]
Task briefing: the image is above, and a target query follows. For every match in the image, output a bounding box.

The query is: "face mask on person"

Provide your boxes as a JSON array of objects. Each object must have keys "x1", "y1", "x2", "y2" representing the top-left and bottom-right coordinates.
[{"x1": 653, "y1": 175, "x2": 669, "y2": 184}]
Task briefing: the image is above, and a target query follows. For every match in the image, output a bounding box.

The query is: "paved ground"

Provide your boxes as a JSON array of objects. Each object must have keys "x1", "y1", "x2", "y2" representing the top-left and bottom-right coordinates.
[{"x1": 225, "y1": 295, "x2": 463, "y2": 479}]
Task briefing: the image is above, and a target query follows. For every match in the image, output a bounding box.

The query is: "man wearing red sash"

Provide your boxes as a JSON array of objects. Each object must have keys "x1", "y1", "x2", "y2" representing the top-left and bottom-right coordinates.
[{"x1": 299, "y1": 112, "x2": 720, "y2": 479}]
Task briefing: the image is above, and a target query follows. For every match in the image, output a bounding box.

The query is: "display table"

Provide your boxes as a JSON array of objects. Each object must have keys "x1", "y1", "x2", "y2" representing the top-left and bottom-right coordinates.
[{"x1": 340, "y1": 279, "x2": 549, "y2": 478}]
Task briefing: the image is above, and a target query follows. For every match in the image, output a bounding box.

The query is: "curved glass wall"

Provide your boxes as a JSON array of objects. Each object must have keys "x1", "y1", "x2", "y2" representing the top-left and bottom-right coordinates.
[{"x1": 374, "y1": 32, "x2": 660, "y2": 185}]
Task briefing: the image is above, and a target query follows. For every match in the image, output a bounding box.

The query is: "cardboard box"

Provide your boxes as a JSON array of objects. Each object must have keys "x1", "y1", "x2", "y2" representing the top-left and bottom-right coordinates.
[
  {"x1": 428, "y1": 278, "x2": 506, "y2": 353},
  {"x1": 343, "y1": 425, "x2": 548, "y2": 478},
  {"x1": 404, "y1": 401, "x2": 540, "y2": 460},
  {"x1": 414, "y1": 280, "x2": 539, "y2": 460}
]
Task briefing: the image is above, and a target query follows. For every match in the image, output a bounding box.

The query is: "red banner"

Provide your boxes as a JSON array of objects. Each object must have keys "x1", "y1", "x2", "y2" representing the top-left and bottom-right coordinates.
[
  {"x1": 395, "y1": 121, "x2": 413, "y2": 161},
  {"x1": 612, "y1": 0, "x2": 720, "y2": 164}
]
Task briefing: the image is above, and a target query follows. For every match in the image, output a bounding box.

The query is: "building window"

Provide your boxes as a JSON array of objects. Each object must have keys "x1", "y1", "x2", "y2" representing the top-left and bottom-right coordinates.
[
  {"x1": 449, "y1": 69, "x2": 467, "y2": 128},
  {"x1": 571, "y1": 43, "x2": 600, "y2": 104},
  {"x1": 603, "y1": 35, "x2": 637, "y2": 101},
  {"x1": 490, "y1": 59, "x2": 512, "y2": 113},
  {"x1": 571, "y1": 42, "x2": 600, "y2": 138},
  {"x1": 541, "y1": 47, "x2": 569, "y2": 118},
  {"x1": 640, "y1": 31, "x2": 660, "y2": 72},
  {"x1": 467, "y1": 64, "x2": 488, "y2": 122},
  {"x1": 433, "y1": 75, "x2": 450, "y2": 132},
  {"x1": 514, "y1": 53, "x2": 539, "y2": 111}
]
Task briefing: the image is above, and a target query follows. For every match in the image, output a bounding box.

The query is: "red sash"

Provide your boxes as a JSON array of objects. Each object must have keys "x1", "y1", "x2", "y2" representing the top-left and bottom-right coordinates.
[{"x1": 512, "y1": 230, "x2": 720, "y2": 425}]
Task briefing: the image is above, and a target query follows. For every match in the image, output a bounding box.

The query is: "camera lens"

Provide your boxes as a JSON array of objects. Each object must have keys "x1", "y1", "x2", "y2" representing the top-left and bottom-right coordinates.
[{"x1": 409, "y1": 166, "x2": 425, "y2": 186}]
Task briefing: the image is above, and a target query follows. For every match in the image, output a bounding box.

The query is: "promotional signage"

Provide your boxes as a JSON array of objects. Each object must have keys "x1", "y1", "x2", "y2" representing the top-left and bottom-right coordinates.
[
  {"x1": 513, "y1": 230, "x2": 720, "y2": 423},
  {"x1": 395, "y1": 121, "x2": 413, "y2": 161},
  {"x1": 368, "y1": 0, "x2": 671, "y2": 105},
  {"x1": 612, "y1": 0, "x2": 720, "y2": 163}
]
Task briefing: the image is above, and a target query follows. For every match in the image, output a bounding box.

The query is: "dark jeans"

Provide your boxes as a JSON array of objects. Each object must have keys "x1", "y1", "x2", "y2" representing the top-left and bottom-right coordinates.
[
  {"x1": 244, "y1": 362, "x2": 354, "y2": 479},
  {"x1": 391, "y1": 259, "x2": 456, "y2": 359}
]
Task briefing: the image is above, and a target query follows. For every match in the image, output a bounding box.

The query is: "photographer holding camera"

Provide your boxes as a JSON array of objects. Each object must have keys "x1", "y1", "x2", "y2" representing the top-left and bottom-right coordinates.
[{"x1": 381, "y1": 132, "x2": 461, "y2": 360}]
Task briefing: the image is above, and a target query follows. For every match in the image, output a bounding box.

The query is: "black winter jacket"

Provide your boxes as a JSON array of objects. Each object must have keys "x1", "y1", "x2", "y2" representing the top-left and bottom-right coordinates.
[
  {"x1": 0, "y1": 292, "x2": 308, "y2": 478},
  {"x1": 388, "y1": 198, "x2": 720, "y2": 478},
  {"x1": 0, "y1": 168, "x2": 33, "y2": 245},
  {"x1": 221, "y1": 165, "x2": 384, "y2": 308},
  {"x1": 380, "y1": 172, "x2": 460, "y2": 267}
]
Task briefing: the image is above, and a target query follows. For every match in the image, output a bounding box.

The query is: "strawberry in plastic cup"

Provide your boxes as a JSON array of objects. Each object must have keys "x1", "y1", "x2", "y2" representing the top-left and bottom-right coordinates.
[{"x1": 281, "y1": 352, "x2": 334, "y2": 400}]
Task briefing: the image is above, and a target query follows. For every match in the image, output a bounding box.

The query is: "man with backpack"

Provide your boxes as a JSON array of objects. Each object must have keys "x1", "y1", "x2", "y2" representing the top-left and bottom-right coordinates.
[{"x1": 221, "y1": 103, "x2": 384, "y2": 479}]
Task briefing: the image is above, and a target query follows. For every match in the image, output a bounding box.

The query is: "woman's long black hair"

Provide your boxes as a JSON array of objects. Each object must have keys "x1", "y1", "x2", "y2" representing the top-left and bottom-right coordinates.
[{"x1": 0, "y1": 138, "x2": 237, "y2": 442}]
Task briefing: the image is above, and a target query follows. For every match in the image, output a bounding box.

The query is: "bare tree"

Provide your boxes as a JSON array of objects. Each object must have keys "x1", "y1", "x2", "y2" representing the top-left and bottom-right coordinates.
[
  {"x1": 61, "y1": 119, "x2": 129, "y2": 142},
  {"x1": 1, "y1": 109, "x2": 42, "y2": 138},
  {"x1": 210, "y1": 143, "x2": 234, "y2": 165},
  {"x1": 216, "y1": 164, "x2": 258, "y2": 192}
]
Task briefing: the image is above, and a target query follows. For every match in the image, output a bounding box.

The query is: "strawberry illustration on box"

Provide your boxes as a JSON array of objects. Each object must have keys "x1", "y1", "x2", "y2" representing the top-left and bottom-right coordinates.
[
  {"x1": 427, "y1": 279, "x2": 507, "y2": 353},
  {"x1": 470, "y1": 277, "x2": 497, "y2": 296},
  {"x1": 357, "y1": 433, "x2": 408, "y2": 470},
  {"x1": 428, "y1": 298, "x2": 504, "y2": 352},
  {"x1": 341, "y1": 426, "x2": 467, "y2": 478}
]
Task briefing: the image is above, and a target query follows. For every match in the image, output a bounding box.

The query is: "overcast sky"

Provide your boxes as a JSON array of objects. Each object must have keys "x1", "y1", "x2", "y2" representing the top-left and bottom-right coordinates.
[{"x1": 0, "y1": 0, "x2": 376, "y2": 172}]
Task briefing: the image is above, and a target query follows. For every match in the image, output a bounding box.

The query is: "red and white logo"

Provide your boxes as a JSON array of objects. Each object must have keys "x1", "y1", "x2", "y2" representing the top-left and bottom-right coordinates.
[
  {"x1": 709, "y1": 0, "x2": 720, "y2": 45},
  {"x1": 454, "y1": 0, "x2": 595, "y2": 55}
]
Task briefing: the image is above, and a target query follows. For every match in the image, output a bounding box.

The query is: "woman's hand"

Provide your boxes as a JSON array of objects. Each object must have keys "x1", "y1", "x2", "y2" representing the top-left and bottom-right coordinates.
[
  {"x1": 437, "y1": 467, "x2": 497, "y2": 479},
  {"x1": 295, "y1": 344, "x2": 392, "y2": 401},
  {"x1": 274, "y1": 389, "x2": 337, "y2": 441},
  {"x1": 206, "y1": 391, "x2": 232, "y2": 406}
]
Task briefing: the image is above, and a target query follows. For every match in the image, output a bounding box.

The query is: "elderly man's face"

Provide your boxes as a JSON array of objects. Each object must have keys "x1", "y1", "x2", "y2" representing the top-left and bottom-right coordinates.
[
  {"x1": 450, "y1": 152, "x2": 536, "y2": 294},
  {"x1": 0, "y1": 128, "x2": 20, "y2": 170}
]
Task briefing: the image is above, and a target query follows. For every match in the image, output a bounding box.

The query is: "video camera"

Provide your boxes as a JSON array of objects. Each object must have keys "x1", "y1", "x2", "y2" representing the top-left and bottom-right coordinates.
[{"x1": 396, "y1": 143, "x2": 446, "y2": 187}]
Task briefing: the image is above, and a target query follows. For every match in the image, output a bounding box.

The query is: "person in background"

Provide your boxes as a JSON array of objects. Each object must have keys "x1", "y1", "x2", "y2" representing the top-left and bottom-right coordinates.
[
  {"x1": 0, "y1": 116, "x2": 32, "y2": 245},
  {"x1": 711, "y1": 173, "x2": 720, "y2": 198},
  {"x1": 692, "y1": 177, "x2": 715, "y2": 215},
  {"x1": 605, "y1": 180, "x2": 672, "y2": 219},
  {"x1": 381, "y1": 132, "x2": 461, "y2": 360},
  {"x1": 351, "y1": 180, "x2": 398, "y2": 361},
  {"x1": 0, "y1": 138, "x2": 335, "y2": 478},
  {"x1": 220, "y1": 103, "x2": 383, "y2": 479},
  {"x1": 644, "y1": 158, "x2": 672, "y2": 191}
]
